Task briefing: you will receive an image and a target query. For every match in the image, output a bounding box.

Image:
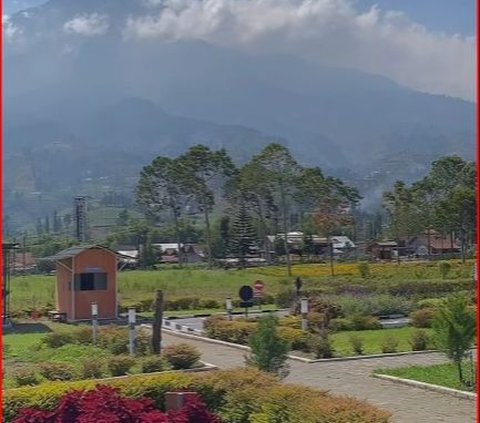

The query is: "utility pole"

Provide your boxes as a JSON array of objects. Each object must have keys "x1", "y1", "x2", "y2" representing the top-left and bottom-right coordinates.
[
  {"x1": 152, "y1": 290, "x2": 164, "y2": 354},
  {"x1": 22, "y1": 232, "x2": 27, "y2": 276}
]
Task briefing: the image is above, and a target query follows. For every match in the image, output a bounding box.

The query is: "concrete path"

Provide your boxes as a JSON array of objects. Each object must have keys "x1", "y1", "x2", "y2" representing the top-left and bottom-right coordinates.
[{"x1": 162, "y1": 331, "x2": 475, "y2": 423}]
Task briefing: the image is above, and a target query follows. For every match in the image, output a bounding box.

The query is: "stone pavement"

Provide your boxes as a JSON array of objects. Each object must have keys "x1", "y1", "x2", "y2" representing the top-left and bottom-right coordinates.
[{"x1": 162, "y1": 331, "x2": 476, "y2": 423}]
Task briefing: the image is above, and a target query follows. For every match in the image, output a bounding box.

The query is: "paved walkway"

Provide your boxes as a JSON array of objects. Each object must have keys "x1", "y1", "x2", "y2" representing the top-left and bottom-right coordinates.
[{"x1": 162, "y1": 331, "x2": 475, "y2": 423}]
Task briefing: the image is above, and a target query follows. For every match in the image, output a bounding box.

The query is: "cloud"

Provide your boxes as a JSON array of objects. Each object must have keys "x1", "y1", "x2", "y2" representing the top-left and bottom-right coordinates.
[
  {"x1": 124, "y1": 0, "x2": 475, "y2": 101},
  {"x1": 64, "y1": 13, "x2": 109, "y2": 36},
  {"x1": 2, "y1": 14, "x2": 22, "y2": 41}
]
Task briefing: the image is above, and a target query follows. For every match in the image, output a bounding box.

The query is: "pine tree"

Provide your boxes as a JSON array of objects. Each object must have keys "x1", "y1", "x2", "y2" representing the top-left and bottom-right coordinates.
[
  {"x1": 231, "y1": 203, "x2": 256, "y2": 268},
  {"x1": 246, "y1": 314, "x2": 290, "y2": 378}
]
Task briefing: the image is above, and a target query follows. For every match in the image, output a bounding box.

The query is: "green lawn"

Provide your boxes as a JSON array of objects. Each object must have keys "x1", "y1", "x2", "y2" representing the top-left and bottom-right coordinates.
[
  {"x1": 9, "y1": 260, "x2": 473, "y2": 315},
  {"x1": 3, "y1": 322, "x2": 187, "y2": 389},
  {"x1": 376, "y1": 362, "x2": 476, "y2": 392},
  {"x1": 330, "y1": 327, "x2": 434, "y2": 357}
]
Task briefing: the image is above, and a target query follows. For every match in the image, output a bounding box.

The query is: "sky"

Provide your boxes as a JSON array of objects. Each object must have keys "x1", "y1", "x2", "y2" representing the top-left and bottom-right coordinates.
[
  {"x1": 356, "y1": 0, "x2": 475, "y2": 36},
  {"x1": 4, "y1": 0, "x2": 475, "y2": 36},
  {"x1": 3, "y1": 0, "x2": 476, "y2": 101}
]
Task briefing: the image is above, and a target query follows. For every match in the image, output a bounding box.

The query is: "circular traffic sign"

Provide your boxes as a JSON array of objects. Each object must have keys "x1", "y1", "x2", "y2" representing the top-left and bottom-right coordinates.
[{"x1": 239, "y1": 285, "x2": 254, "y2": 301}]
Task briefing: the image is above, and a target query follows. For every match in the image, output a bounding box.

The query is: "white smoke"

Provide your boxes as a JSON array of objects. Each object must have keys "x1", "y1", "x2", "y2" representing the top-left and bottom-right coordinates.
[
  {"x1": 124, "y1": 0, "x2": 475, "y2": 101},
  {"x1": 64, "y1": 13, "x2": 110, "y2": 36}
]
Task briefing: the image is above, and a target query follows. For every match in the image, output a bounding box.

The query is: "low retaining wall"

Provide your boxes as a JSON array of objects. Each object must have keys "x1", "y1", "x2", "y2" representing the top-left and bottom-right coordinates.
[
  {"x1": 147, "y1": 324, "x2": 443, "y2": 364},
  {"x1": 373, "y1": 373, "x2": 476, "y2": 401}
]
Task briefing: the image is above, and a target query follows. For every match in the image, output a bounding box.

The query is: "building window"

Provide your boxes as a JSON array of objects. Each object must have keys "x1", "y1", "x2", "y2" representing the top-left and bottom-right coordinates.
[{"x1": 74, "y1": 273, "x2": 107, "y2": 291}]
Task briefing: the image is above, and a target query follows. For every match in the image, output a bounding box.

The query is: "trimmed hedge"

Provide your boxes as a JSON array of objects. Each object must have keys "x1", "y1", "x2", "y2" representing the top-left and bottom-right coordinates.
[
  {"x1": 3, "y1": 369, "x2": 391, "y2": 423},
  {"x1": 203, "y1": 316, "x2": 309, "y2": 351}
]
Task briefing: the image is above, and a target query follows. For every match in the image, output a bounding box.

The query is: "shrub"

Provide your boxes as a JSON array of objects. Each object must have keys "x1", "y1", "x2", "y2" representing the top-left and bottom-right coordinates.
[
  {"x1": 81, "y1": 358, "x2": 104, "y2": 379},
  {"x1": 416, "y1": 298, "x2": 443, "y2": 310},
  {"x1": 433, "y1": 294, "x2": 476, "y2": 385},
  {"x1": 351, "y1": 315, "x2": 381, "y2": 331},
  {"x1": 3, "y1": 369, "x2": 390, "y2": 423},
  {"x1": 410, "y1": 308, "x2": 436, "y2": 328},
  {"x1": 349, "y1": 335, "x2": 364, "y2": 355},
  {"x1": 246, "y1": 315, "x2": 290, "y2": 378},
  {"x1": 277, "y1": 327, "x2": 308, "y2": 351},
  {"x1": 439, "y1": 261, "x2": 451, "y2": 279},
  {"x1": 278, "y1": 315, "x2": 301, "y2": 329},
  {"x1": 329, "y1": 318, "x2": 354, "y2": 332},
  {"x1": 42, "y1": 332, "x2": 74, "y2": 349},
  {"x1": 38, "y1": 363, "x2": 76, "y2": 381},
  {"x1": 199, "y1": 298, "x2": 220, "y2": 309},
  {"x1": 307, "y1": 330, "x2": 334, "y2": 359},
  {"x1": 135, "y1": 328, "x2": 153, "y2": 356},
  {"x1": 12, "y1": 386, "x2": 220, "y2": 423},
  {"x1": 108, "y1": 355, "x2": 135, "y2": 376},
  {"x1": 358, "y1": 262, "x2": 370, "y2": 278},
  {"x1": 381, "y1": 336, "x2": 399, "y2": 354},
  {"x1": 275, "y1": 288, "x2": 295, "y2": 309},
  {"x1": 410, "y1": 330, "x2": 429, "y2": 351},
  {"x1": 98, "y1": 326, "x2": 129, "y2": 355},
  {"x1": 165, "y1": 296, "x2": 201, "y2": 311},
  {"x1": 203, "y1": 317, "x2": 255, "y2": 344},
  {"x1": 72, "y1": 325, "x2": 94, "y2": 345},
  {"x1": 163, "y1": 344, "x2": 201, "y2": 370},
  {"x1": 14, "y1": 369, "x2": 39, "y2": 387},
  {"x1": 140, "y1": 355, "x2": 167, "y2": 373}
]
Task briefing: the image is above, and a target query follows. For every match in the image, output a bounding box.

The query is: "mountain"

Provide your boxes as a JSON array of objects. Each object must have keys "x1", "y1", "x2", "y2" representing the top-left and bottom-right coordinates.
[{"x1": 3, "y1": 0, "x2": 475, "y2": 231}]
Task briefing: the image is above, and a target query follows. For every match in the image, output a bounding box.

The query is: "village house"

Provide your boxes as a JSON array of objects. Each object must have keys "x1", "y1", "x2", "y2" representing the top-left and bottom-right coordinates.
[{"x1": 406, "y1": 230, "x2": 460, "y2": 256}]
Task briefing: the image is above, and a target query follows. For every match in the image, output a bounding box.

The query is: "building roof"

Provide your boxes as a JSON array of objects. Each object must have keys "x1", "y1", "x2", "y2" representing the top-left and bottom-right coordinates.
[
  {"x1": 370, "y1": 241, "x2": 398, "y2": 247},
  {"x1": 331, "y1": 236, "x2": 356, "y2": 248},
  {"x1": 152, "y1": 243, "x2": 182, "y2": 251},
  {"x1": 41, "y1": 245, "x2": 119, "y2": 261}
]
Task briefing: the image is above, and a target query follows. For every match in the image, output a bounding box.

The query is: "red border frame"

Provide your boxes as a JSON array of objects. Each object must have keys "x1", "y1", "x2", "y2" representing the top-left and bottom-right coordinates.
[
  {"x1": 476, "y1": 0, "x2": 480, "y2": 418},
  {"x1": 1, "y1": 0, "x2": 4, "y2": 413},
  {"x1": 0, "y1": 0, "x2": 478, "y2": 420}
]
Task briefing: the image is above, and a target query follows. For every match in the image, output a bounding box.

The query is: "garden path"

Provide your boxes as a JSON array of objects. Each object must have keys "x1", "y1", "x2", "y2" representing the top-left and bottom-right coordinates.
[{"x1": 162, "y1": 331, "x2": 475, "y2": 423}]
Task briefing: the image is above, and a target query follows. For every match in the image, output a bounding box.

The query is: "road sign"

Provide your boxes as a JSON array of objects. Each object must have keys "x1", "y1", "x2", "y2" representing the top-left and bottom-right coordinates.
[
  {"x1": 239, "y1": 285, "x2": 254, "y2": 302},
  {"x1": 239, "y1": 301, "x2": 254, "y2": 308},
  {"x1": 253, "y1": 280, "x2": 265, "y2": 298}
]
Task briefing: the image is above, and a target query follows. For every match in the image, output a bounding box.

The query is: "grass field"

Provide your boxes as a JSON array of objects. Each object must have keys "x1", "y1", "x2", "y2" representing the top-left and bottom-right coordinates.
[
  {"x1": 376, "y1": 362, "x2": 477, "y2": 392},
  {"x1": 9, "y1": 260, "x2": 473, "y2": 315},
  {"x1": 330, "y1": 327, "x2": 434, "y2": 357}
]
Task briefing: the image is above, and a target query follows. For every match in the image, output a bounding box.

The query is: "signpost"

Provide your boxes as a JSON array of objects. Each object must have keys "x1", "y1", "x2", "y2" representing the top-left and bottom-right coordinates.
[
  {"x1": 239, "y1": 285, "x2": 254, "y2": 317},
  {"x1": 253, "y1": 280, "x2": 265, "y2": 310},
  {"x1": 300, "y1": 297, "x2": 309, "y2": 331},
  {"x1": 225, "y1": 297, "x2": 233, "y2": 321}
]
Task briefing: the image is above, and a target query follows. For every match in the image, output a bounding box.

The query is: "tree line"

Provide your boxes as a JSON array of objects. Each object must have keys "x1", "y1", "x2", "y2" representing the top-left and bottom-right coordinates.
[
  {"x1": 135, "y1": 143, "x2": 361, "y2": 275},
  {"x1": 383, "y1": 156, "x2": 476, "y2": 262}
]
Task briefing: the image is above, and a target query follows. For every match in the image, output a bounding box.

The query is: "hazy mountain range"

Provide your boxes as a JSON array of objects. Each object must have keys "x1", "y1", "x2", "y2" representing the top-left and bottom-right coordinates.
[{"x1": 3, "y1": 0, "x2": 475, "y2": 231}]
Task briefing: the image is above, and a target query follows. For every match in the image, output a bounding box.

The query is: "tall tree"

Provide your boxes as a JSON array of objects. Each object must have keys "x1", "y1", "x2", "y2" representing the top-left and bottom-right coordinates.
[
  {"x1": 219, "y1": 216, "x2": 231, "y2": 258},
  {"x1": 384, "y1": 181, "x2": 422, "y2": 261},
  {"x1": 137, "y1": 156, "x2": 187, "y2": 265},
  {"x1": 253, "y1": 144, "x2": 301, "y2": 276},
  {"x1": 177, "y1": 145, "x2": 235, "y2": 268},
  {"x1": 231, "y1": 203, "x2": 256, "y2": 268},
  {"x1": 226, "y1": 161, "x2": 277, "y2": 264},
  {"x1": 312, "y1": 196, "x2": 352, "y2": 276}
]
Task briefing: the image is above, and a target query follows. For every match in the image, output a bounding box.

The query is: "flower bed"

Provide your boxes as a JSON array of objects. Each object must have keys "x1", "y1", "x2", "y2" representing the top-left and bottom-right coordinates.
[{"x1": 4, "y1": 369, "x2": 391, "y2": 423}]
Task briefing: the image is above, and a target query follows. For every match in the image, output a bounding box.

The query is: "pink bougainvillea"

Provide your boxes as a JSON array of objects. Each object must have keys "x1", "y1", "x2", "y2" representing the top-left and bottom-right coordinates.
[{"x1": 13, "y1": 386, "x2": 220, "y2": 423}]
